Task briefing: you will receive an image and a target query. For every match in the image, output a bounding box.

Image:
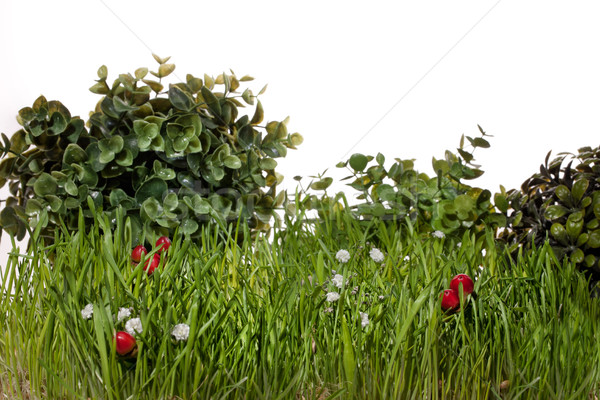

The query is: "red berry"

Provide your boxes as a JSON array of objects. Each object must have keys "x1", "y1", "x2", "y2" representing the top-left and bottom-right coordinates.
[
  {"x1": 143, "y1": 253, "x2": 161, "y2": 275},
  {"x1": 155, "y1": 236, "x2": 171, "y2": 254},
  {"x1": 450, "y1": 274, "x2": 474, "y2": 296},
  {"x1": 440, "y1": 289, "x2": 460, "y2": 312},
  {"x1": 114, "y1": 331, "x2": 137, "y2": 356},
  {"x1": 131, "y1": 245, "x2": 148, "y2": 263}
]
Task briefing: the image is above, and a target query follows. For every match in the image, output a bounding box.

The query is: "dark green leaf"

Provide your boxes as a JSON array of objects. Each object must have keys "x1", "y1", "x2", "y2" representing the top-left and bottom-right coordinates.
[
  {"x1": 48, "y1": 112, "x2": 67, "y2": 135},
  {"x1": 259, "y1": 158, "x2": 277, "y2": 170},
  {"x1": 135, "y1": 178, "x2": 168, "y2": 204},
  {"x1": 181, "y1": 219, "x2": 199, "y2": 235},
  {"x1": 33, "y1": 173, "x2": 58, "y2": 196},
  {"x1": 588, "y1": 230, "x2": 600, "y2": 248},
  {"x1": 201, "y1": 86, "x2": 221, "y2": 116},
  {"x1": 310, "y1": 177, "x2": 333, "y2": 191},
  {"x1": 572, "y1": 178, "x2": 589, "y2": 204},
  {"x1": 238, "y1": 125, "x2": 255, "y2": 149},
  {"x1": 109, "y1": 189, "x2": 128, "y2": 207},
  {"x1": 63, "y1": 144, "x2": 88, "y2": 165},
  {"x1": 113, "y1": 96, "x2": 139, "y2": 113},
  {"x1": 550, "y1": 222, "x2": 569, "y2": 245},
  {"x1": 169, "y1": 85, "x2": 195, "y2": 111},
  {"x1": 141, "y1": 198, "x2": 163, "y2": 221},
  {"x1": 472, "y1": 137, "x2": 490, "y2": 148},
  {"x1": 224, "y1": 155, "x2": 242, "y2": 169},
  {"x1": 89, "y1": 82, "x2": 109, "y2": 95},
  {"x1": 544, "y1": 205, "x2": 569, "y2": 220},
  {"x1": 349, "y1": 153, "x2": 368, "y2": 172},
  {"x1": 555, "y1": 185, "x2": 571, "y2": 205},
  {"x1": 571, "y1": 248, "x2": 585, "y2": 264}
]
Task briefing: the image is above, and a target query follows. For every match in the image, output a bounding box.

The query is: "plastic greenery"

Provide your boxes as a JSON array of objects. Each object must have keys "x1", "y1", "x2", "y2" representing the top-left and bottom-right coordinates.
[
  {"x1": 0, "y1": 55, "x2": 302, "y2": 245},
  {"x1": 497, "y1": 146, "x2": 600, "y2": 286},
  {"x1": 302, "y1": 127, "x2": 506, "y2": 245}
]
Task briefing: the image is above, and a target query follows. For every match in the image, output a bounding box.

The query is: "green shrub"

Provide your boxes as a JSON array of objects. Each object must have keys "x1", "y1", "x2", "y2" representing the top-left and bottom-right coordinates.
[
  {"x1": 497, "y1": 146, "x2": 600, "y2": 285},
  {"x1": 0, "y1": 55, "x2": 302, "y2": 245},
  {"x1": 305, "y1": 127, "x2": 506, "y2": 244}
]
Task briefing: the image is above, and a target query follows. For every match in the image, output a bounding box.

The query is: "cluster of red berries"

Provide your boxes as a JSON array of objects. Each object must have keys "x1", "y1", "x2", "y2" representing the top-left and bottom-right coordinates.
[
  {"x1": 115, "y1": 237, "x2": 172, "y2": 357},
  {"x1": 130, "y1": 236, "x2": 172, "y2": 275},
  {"x1": 440, "y1": 273, "x2": 474, "y2": 313}
]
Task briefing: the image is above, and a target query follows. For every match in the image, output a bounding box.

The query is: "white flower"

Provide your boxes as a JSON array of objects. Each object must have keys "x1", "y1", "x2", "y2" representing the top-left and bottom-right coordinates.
[
  {"x1": 403, "y1": 255, "x2": 410, "y2": 262},
  {"x1": 331, "y1": 274, "x2": 344, "y2": 289},
  {"x1": 457, "y1": 242, "x2": 462, "y2": 248},
  {"x1": 326, "y1": 292, "x2": 340, "y2": 302},
  {"x1": 335, "y1": 249, "x2": 351, "y2": 263},
  {"x1": 172, "y1": 323, "x2": 190, "y2": 341},
  {"x1": 369, "y1": 248, "x2": 385, "y2": 263},
  {"x1": 360, "y1": 312, "x2": 369, "y2": 328},
  {"x1": 81, "y1": 303, "x2": 93, "y2": 320},
  {"x1": 481, "y1": 248, "x2": 487, "y2": 257},
  {"x1": 125, "y1": 317, "x2": 143, "y2": 336},
  {"x1": 117, "y1": 307, "x2": 132, "y2": 322},
  {"x1": 432, "y1": 230, "x2": 445, "y2": 239}
]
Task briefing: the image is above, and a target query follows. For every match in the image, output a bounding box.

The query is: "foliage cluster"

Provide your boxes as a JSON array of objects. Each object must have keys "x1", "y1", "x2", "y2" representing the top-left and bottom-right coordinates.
[
  {"x1": 497, "y1": 146, "x2": 600, "y2": 286},
  {"x1": 0, "y1": 55, "x2": 302, "y2": 245},
  {"x1": 303, "y1": 127, "x2": 506, "y2": 245}
]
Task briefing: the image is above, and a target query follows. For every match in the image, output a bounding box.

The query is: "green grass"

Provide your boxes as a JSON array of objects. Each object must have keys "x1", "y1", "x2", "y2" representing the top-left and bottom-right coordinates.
[{"x1": 1, "y1": 201, "x2": 600, "y2": 399}]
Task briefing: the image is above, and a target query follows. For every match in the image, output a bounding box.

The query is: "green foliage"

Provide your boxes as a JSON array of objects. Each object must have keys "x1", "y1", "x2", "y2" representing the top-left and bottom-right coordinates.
[
  {"x1": 0, "y1": 56, "x2": 301, "y2": 244},
  {"x1": 498, "y1": 146, "x2": 600, "y2": 284},
  {"x1": 2, "y1": 206, "x2": 599, "y2": 399},
  {"x1": 313, "y1": 127, "x2": 506, "y2": 243}
]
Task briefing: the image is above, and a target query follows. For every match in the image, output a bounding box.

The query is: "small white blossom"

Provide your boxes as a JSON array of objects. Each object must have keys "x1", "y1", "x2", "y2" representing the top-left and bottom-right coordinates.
[
  {"x1": 81, "y1": 303, "x2": 93, "y2": 320},
  {"x1": 457, "y1": 242, "x2": 462, "y2": 248},
  {"x1": 323, "y1": 307, "x2": 334, "y2": 313},
  {"x1": 403, "y1": 255, "x2": 410, "y2": 262},
  {"x1": 331, "y1": 274, "x2": 344, "y2": 289},
  {"x1": 432, "y1": 230, "x2": 445, "y2": 239},
  {"x1": 369, "y1": 248, "x2": 385, "y2": 263},
  {"x1": 117, "y1": 307, "x2": 132, "y2": 322},
  {"x1": 335, "y1": 249, "x2": 351, "y2": 263},
  {"x1": 481, "y1": 248, "x2": 487, "y2": 257},
  {"x1": 326, "y1": 292, "x2": 340, "y2": 302},
  {"x1": 171, "y1": 323, "x2": 190, "y2": 341},
  {"x1": 360, "y1": 312, "x2": 369, "y2": 328},
  {"x1": 378, "y1": 295, "x2": 385, "y2": 301},
  {"x1": 125, "y1": 317, "x2": 143, "y2": 336}
]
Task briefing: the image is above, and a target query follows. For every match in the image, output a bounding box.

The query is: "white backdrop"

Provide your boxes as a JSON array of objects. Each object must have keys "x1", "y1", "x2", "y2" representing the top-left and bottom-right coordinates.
[{"x1": 1, "y1": 1, "x2": 599, "y2": 268}]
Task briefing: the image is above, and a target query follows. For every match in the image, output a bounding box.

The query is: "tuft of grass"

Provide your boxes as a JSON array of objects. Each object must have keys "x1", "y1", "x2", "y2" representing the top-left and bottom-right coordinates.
[{"x1": 0, "y1": 198, "x2": 599, "y2": 399}]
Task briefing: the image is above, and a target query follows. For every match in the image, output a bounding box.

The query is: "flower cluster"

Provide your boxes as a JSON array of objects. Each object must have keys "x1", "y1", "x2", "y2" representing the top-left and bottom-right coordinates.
[
  {"x1": 125, "y1": 317, "x2": 143, "y2": 336},
  {"x1": 369, "y1": 248, "x2": 385, "y2": 263},
  {"x1": 172, "y1": 323, "x2": 190, "y2": 341},
  {"x1": 335, "y1": 249, "x2": 351, "y2": 263},
  {"x1": 81, "y1": 303, "x2": 93, "y2": 320},
  {"x1": 432, "y1": 230, "x2": 445, "y2": 239}
]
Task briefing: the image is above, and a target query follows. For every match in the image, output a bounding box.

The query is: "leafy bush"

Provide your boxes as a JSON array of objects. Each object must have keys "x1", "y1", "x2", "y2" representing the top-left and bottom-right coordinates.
[
  {"x1": 306, "y1": 127, "x2": 506, "y2": 243},
  {"x1": 0, "y1": 55, "x2": 302, "y2": 244},
  {"x1": 497, "y1": 146, "x2": 600, "y2": 285}
]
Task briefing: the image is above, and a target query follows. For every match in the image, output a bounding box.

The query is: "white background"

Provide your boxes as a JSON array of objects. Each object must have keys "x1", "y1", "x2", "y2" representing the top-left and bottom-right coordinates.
[{"x1": 1, "y1": 1, "x2": 599, "y2": 268}]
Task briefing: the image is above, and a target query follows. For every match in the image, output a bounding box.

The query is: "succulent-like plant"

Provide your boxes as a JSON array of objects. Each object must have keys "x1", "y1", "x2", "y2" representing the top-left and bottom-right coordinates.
[
  {"x1": 497, "y1": 147, "x2": 600, "y2": 285},
  {"x1": 0, "y1": 55, "x2": 302, "y2": 244}
]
